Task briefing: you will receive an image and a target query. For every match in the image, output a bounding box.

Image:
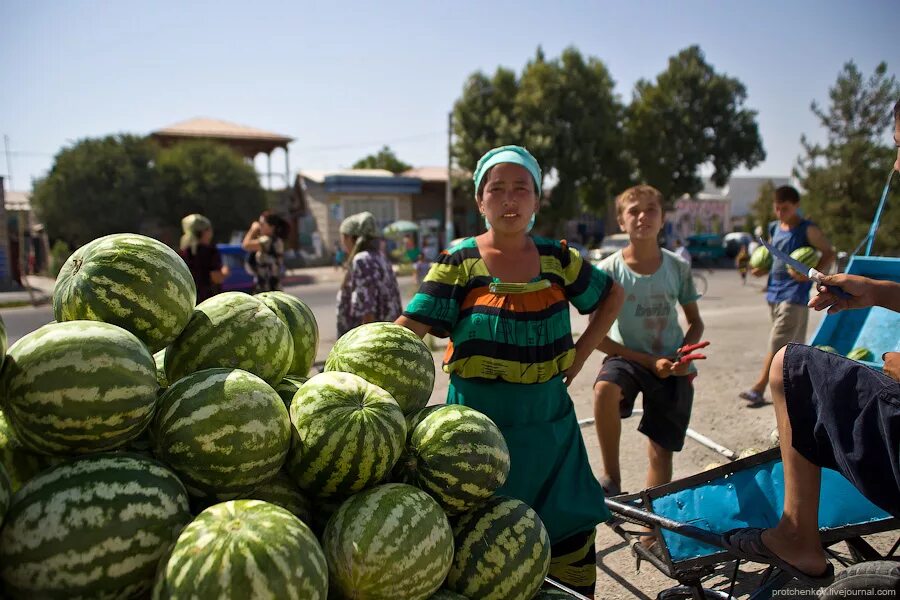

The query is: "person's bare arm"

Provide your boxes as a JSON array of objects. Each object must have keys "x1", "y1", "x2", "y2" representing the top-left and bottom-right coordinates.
[
  {"x1": 806, "y1": 225, "x2": 836, "y2": 274},
  {"x1": 565, "y1": 281, "x2": 624, "y2": 386},
  {"x1": 395, "y1": 315, "x2": 431, "y2": 339},
  {"x1": 241, "y1": 222, "x2": 262, "y2": 252},
  {"x1": 809, "y1": 274, "x2": 900, "y2": 313},
  {"x1": 597, "y1": 336, "x2": 676, "y2": 378},
  {"x1": 671, "y1": 301, "x2": 704, "y2": 376}
]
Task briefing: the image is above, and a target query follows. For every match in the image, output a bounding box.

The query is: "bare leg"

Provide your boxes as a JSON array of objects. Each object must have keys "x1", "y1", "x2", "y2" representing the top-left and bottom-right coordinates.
[
  {"x1": 593, "y1": 381, "x2": 623, "y2": 490},
  {"x1": 646, "y1": 440, "x2": 673, "y2": 488},
  {"x1": 760, "y1": 346, "x2": 829, "y2": 575},
  {"x1": 750, "y1": 350, "x2": 776, "y2": 396}
]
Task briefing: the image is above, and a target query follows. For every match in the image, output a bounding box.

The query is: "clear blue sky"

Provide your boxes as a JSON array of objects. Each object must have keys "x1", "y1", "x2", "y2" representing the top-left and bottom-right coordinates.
[{"x1": 1, "y1": 0, "x2": 896, "y2": 192}]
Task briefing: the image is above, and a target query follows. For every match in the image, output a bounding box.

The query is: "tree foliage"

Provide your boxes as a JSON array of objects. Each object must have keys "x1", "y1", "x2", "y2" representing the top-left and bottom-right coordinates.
[
  {"x1": 749, "y1": 179, "x2": 777, "y2": 235},
  {"x1": 352, "y1": 145, "x2": 412, "y2": 173},
  {"x1": 31, "y1": 137, "x2": 267, "y2": 248},
  {"x1": 795, "y1": 61, "x2": 899, "y2": 255},
  {"x1": 625, "y1": 46, "x2": 766, "y2": 204}
]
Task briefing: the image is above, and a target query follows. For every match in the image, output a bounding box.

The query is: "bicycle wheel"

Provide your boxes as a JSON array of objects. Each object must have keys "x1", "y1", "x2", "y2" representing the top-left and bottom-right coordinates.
[{"x1": 692, "y1": 272, "x2": 708, "y2": 296}]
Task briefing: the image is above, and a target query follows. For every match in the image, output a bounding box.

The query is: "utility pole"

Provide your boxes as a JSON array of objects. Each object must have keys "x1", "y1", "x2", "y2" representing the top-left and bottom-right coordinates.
[{"x1": 444, "y1": 111, "x2": 454, "y2": 247}]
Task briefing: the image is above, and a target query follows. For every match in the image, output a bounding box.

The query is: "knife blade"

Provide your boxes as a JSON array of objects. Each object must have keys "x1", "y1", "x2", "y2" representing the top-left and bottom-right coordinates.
[{"x1": 757, "y1": 237, "x2": 852, "y2": 299}]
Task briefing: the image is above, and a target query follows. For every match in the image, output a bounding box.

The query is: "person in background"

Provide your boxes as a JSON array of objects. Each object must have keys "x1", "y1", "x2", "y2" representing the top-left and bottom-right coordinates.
[
  {"x1": 673, "y1": 238, "x2": 692, "y2": 264},
  {"x1": 396, "y1": 145, "x2": 624, "y2": 598},
  {"x1": 736, "y1": 243, "x2": 750, "y2": 285},
  {"x1": 179, "y1": 214, "x2": 229, "y2": 303},
  {"x1": 740, "y1": 186, "x2": 835, "y2": 405},
  {"x1": 334, "y1": 239, "x2": 347, "y2": 271},
  {"x1": 336, "y1": 211, "x2": 403, "y2": 337},
  {"x1": 414, "y1": 252, "x2": 431, "y2": 287},
  {"x1": 242, "y1": 212, "x2": 289, "y2": 293}
]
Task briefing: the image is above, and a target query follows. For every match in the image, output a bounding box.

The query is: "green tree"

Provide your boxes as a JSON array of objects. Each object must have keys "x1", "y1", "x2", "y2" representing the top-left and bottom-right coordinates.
[
  {"x1": 154, "y1": 141, "x2": 267, "y2": 243},
  {"x1": 625, "y1": 45, "x2": 766, "y2": 203},
  {"x1": 31, "y1": 134, "x2": 158, "y2": 247},
  {"x1": 795, "y1": 61, "x2": 899, "y2": 254},
  {"x1": 451, "y1": 48, "x2": 628, "y2": 232},
  {"x1": 749, "y1": 179, "x2": 777, "y2": 235},
  {"x1": 352, "y1": 145, "x2": 412, "y2": 173}
]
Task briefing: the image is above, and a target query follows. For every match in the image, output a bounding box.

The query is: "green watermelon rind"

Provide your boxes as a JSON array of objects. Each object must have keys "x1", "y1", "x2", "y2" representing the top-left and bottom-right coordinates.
[
  {"x1": 155, "y1": 499, "x2": 327, "y2": 600},
  {"x1": 53, "y1": 233, "x2": 196, "y2": 353},
  {"x1": 2, "y1": 321, "x2": 159, "y2": 455},
  {"x1": 749, "y1": 245, "x2": 772, "y2": 270},
  {"x1": 323, "y1": 483, "x2": 454, "y2": 600},
  {"x1": 0, "y1": 453, "x2": 191, "y2": 599},
  {"x1": 257, "y1": 291, "x2": 319, "y2": 378},
  {"x1": 846, "y1": 347, "x2": 873, "y2": 362}
]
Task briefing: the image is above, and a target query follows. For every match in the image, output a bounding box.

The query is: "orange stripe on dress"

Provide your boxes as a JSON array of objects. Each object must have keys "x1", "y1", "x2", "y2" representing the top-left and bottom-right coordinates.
[{"x1": 459, "y1": 285, "x2": 566, "y2": 313}]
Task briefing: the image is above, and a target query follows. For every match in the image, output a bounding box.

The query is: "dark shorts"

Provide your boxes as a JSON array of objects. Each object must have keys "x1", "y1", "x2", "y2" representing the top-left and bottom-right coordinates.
[
  {"x1": 595, "y1": 357, "x2": 694, "y2": 451},
  {"x1": 548, "y1": 528, "x2": 596, "y2": 595},
  {"x1": 784, "y1": 343, "x2": 900, "y2": 517}
]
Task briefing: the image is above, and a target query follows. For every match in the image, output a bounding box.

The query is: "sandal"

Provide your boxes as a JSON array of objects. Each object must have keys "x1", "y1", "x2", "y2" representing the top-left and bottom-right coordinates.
[
  {"x1": 721, "y1": 527, "x2": 834, "y2": 587},
  {"x1": 599, "y1": 475, "x2": 622, "y2": 497},
  {"x1": 738, "y1": 389, "x2": 766, "y2": 405}
]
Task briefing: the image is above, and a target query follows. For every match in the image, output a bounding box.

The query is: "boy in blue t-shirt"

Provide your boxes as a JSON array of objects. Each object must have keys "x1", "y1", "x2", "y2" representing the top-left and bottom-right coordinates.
[{"x1": 593, "y1": 185, "x2": 705, "y2": 496}]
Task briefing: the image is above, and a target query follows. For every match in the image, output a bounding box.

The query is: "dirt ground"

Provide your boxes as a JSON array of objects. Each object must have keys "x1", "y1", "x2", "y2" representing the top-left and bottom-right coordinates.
[{"x1": 423, "y1": 269, "x2": 895, "y2": 599}]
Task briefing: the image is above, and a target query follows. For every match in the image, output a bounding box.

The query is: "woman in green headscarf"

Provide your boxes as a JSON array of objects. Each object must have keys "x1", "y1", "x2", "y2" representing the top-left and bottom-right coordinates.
[
  {"x1": 336, "y1": 211, "x2": 403, "y2": 336},
  {"x1": 179, "y1": 214, "x2": 229, "y2": 303},
  {"x1": 396, "y1": 145, "x2": 625, "y2": 597}
]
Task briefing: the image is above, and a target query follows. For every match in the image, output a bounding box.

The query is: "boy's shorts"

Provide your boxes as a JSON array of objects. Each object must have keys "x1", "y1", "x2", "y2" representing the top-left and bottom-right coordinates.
[
  {"x1": 784, "y1": 343, "x2": 900, "y2": 517},
  {"x1": 768, "y1": 301, "x2": 808, "y2": 354},
  {"x1": 594, "y1": 357, "x2": 694, "y2": 451}
]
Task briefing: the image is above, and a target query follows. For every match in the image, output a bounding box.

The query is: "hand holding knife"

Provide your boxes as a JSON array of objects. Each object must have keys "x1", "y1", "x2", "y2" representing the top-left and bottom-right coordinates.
[{"x1": 757, "y1": 237, "x2": 853, "y2": 299}]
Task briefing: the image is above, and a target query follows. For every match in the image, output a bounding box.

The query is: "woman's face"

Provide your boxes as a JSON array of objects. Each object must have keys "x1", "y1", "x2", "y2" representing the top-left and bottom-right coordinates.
[
  {"x1": 477, "y1": 163, "x2": 538, "y2": 234},
  {"x1": 259, "y1": 217, "x2": 274, "y2": 236},
  {"x1": 200, "y1": 228, "x2": 214, "y2": 244},
  {"x1": 341, "y1": 233, "x2": 355, "y2": 254}
]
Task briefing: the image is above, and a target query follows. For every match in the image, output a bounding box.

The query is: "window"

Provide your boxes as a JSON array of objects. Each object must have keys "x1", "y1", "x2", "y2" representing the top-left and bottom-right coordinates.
[{"x1": 342, "y1": 198, "x2": 398, "y2": 231}]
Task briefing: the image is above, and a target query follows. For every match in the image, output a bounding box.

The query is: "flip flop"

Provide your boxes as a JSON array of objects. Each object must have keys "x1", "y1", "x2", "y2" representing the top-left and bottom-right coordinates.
[
  {"x1": 738, "y1": 389, "x2": 766, "y2": 404},
  {"x1": 721, "y1": 527, "x2": 835, "y2": 587},
  {"x1": 599, "y1": 475, "x2": 622, "y2": 497}
]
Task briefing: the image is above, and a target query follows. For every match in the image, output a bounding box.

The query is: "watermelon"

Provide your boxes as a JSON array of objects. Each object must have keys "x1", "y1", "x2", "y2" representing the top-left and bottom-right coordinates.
[
  {"x1": 53, "y1": 233, "x2": 196, "y2": 353},
  {"x1": 394, "y1": 405, "x2": 510, "y2": 514},
  {"x1": 405, "y1": 405, "x2": 444, "y2": 439},
  {"x1": 244, "y1": 470, "x2": 312, "y2": 524},
  {"x1": 154, "y1": 500, "x2": 328, "y2": 600},
  {"x1": 323, "y1": 483, "x2": 454, "y2": 600},
  {"x1": 325, "y1": 322, "x2": 435, "y2": 415},
  {"x1": 847, "y1": 347, "x2": 873, "y2": 362},
  {"x1": 153, "y1": 348, "x2": 169, "y2": 388},
  {"x1": 789, "y1": 246, "x2": 819, "y2": 271},
  {"x1": 446, "y1": 496, "x2": 551, "y2": 600},
  {"x1": 430, "y1": 590, "x2": 470, "y2": 600},
  {"x1": 257, "y1": 291, "x2": 319, "y2": 378},
  {"x1": 164, "y1": 292, "x2": 293, "y2": 386},
  {"x1": 151, "y1": 368, "x2": 291, "y2": 500},
  {"x1": 749, "y1": 245, "x2": 772, "y2": 270},
  {"x1": 0, "y1": 453, "x2": 191, "y2": 599},
  {"x1": 0, "y1": 410, "x2": 58, "y2": 492},
  {"x1": 0, "y1": 462, "x2": 9, "y2": 527},
  {"x1": 815, "y1": 345, "x2": 838, "y2": 354},
  {"x1": 286, "y1": 371, "x2": 406, "y2": 499},
  {"x1": 275, "y1": 376, "x2": 308, "y2": 411},
  {"x1": 2, "y1": 321, "x2": 159, "y2": 455}
]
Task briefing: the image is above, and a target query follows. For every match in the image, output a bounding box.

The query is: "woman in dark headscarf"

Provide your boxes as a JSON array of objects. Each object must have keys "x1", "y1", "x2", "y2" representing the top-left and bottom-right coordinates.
[
  {"x1": 179, "y1": 214, "x2": 228, "y2": 303},
  {"x1": 336, "y1": 211, "x2": 402, "y2": 336},
  {"x1": 242, "y1": 212, "x2": 289, "y2": 293}
]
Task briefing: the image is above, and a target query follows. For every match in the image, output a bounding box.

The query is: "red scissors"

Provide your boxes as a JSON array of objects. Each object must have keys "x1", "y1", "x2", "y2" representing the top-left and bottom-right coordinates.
[{"x1": 674, "y1": 341, "x2": 710, "y2": 366}]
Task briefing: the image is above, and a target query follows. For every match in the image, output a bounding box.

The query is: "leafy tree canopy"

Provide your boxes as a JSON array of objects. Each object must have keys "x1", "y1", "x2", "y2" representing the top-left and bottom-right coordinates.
[{"x1": 352, "y1": 145, "x2": 412, "y2": 173}]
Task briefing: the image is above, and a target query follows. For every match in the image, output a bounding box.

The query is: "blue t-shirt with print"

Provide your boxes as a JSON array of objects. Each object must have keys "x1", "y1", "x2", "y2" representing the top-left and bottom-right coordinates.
[
  {"x1": 766, "y1": 219, "x2": 814, "y2": 305},
  {"x1": 598, "y1": 248, "x2": 700, "y2": 366}
]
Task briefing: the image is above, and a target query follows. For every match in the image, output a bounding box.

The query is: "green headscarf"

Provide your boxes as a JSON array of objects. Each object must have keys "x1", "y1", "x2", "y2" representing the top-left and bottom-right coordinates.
[
  {"x1": 473, "y1": 145, "x2": 542, "y2": 197},
  {"x1": 339, "y1": 211, "x2": 377, "y2": 239},
  {"x1": 180, "y1": 214, "x2": 212, "y2": 254}
]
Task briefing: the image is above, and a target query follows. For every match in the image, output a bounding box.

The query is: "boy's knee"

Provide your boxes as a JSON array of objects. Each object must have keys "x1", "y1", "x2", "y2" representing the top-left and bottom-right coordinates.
[
  {"x1": 647, "y1": 440, "x2": 673, "y2": 462},
  {"x1": 769, "y1": 346, "x2": 788, "y2": 388},
  {"x1": 593, "y1": 380, "x2": 622, "y2": 404}
]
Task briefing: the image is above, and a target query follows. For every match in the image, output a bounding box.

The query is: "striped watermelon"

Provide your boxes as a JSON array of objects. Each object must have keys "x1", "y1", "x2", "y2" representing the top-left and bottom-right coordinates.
[
  {"x1": 164, "y1": 292, "x2": 293, "y2": 386},
  {"x1": 323, "y1": 483, "x2": 454, "y2": 600},
  {"x1": 152, "y1": 368, "x2": 291, "y2": 500},
  {"x1": 446, "y1": 496, "x2": 551, "y2": 600},
  {"x1": 0, "y1": 453, "x2": 191, "y2": 599},
  {"x1": 430, "y1": 590, "x2": 470, "y2": 600},
  {"x1": 405, "y1": 405, "x2": 443, "y2": 439},
  {"x1": 244, "y1": 470, "x2": 312, "y2": 524},
  {"x1": 287, "y1": 371, "x2": 405, "y2": 499},
  {"x1": 53, "y1": 233, "x2": 196, "y2": 353},
  {"x1": 325, "y1": 322, "x2": 435, "y2": 415},
  {"x1": 789, "y1": 246, "x2": 819, "y2": 270},
  {"x1": 2, "y1": 321, "x2": 159, "y2": 455},
  {"x1": 847, "y1": 347, "x2": 873, "y2": 361},
  {"x1": 275, "y1": 376, "x2": 308, "y2": 411},
  {"x1": 257, "y1": 291, "x2": 319, "y2": 378},
  {"x1": 394, "y1": 405, "x2": 510, "y2": 514},
  {"x1": 0, "y1": 462, "x2": 9, "y2": 527},
  {"x1": 0, "y1": 410, "x2": 57, "y2": 492},
  {"x1": 749, "y1": 245, "x2": 772, "y2": 270},
  {"x1": 153, "y1": 348, "x2": 168, "y2": 388},
  {"x1": 154, "y1": 500, "x2": 328, "y2": 600}
]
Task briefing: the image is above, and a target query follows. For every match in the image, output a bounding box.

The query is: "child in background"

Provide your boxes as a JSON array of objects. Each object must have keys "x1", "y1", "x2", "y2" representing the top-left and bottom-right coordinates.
[
  {"x1": 593, "y1": 185, "x2": 705, "y2": 505},
  {"x1": 736, "y1": 243, "x2": 750, "y2": 285}
]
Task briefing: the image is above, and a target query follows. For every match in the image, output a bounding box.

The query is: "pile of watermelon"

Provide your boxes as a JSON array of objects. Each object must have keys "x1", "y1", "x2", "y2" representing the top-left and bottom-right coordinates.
[{"x1": 0, "y1": 233, "x2": 562, "y2": 600}]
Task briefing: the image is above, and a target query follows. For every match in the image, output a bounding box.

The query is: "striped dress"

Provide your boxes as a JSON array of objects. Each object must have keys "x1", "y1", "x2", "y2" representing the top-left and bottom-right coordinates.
[{"x1": 403, "y1": 236, "x2": 613, "y2": 543}]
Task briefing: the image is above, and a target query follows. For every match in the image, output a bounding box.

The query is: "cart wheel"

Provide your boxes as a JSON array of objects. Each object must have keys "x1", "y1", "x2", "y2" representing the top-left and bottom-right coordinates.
[{"x1": 818, "y1": 560, "x2": 900, "y2": 599}]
